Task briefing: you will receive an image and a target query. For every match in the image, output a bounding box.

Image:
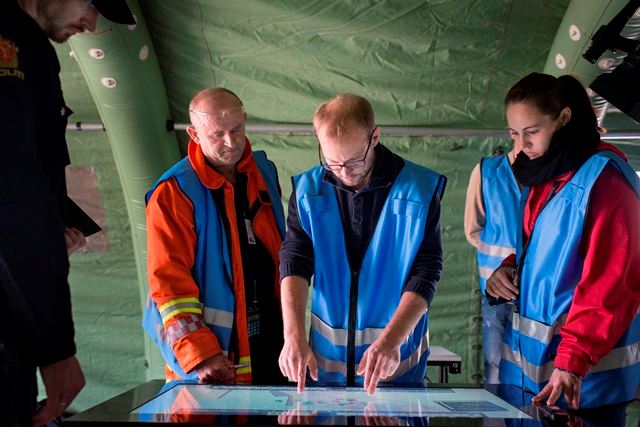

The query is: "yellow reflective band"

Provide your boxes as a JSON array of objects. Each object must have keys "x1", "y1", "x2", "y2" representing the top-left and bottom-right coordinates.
[
  {"x1": 161, "y1": 307, "x2": 202, "y2": 325},
  {"x1": 236, "y1": 366, "x2": 252, "y2": 375},
  {"x1": 158, "y1": 297, "x2": 200, "y2": 313},
  {"x1": 239, "y1": 356, "x2": 251, "y2": 364}
]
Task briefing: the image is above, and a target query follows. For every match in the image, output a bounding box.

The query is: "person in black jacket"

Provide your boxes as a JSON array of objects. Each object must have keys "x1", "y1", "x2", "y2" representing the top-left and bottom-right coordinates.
[{"x1": 0, "y1": 1, "x2": 134, "y2": 426}]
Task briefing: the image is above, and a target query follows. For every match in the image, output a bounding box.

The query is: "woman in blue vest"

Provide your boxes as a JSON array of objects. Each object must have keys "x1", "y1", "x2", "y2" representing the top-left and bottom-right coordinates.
[{"x1": 486, "y1": 73, "x2": 640, "y2": 411}]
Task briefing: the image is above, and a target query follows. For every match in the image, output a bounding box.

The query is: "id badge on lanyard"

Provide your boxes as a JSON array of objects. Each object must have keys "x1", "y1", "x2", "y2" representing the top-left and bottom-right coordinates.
[{"x1": 244, "y1": 218, "x2": 256, "y2": 245}]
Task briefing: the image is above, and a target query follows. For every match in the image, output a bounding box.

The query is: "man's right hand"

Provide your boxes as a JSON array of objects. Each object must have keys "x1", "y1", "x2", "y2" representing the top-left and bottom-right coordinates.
[
  {"x1": 486, "y1": 266, "x2": 518, "y2": 300},
  {"x1": 33, "y1": 356, "x2": 85, "y2": 426},
  {"x1": 64, "y1": 227, "x2": 87, "y2": 255},
  {"x1": 194, "y1": 354, "x2": 235, "y2": 383},
  {"x1": 279, "y1": 338, "x2": 318, "y2": 393}
]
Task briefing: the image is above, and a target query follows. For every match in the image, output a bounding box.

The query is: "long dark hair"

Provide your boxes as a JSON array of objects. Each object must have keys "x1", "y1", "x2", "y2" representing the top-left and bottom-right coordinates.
[
  {"x1": 505, "y1": 73, "x2": 600, "y2": 186},
  {"x1": 504, "y1": 73, "x2": 600, "y2": 145}
]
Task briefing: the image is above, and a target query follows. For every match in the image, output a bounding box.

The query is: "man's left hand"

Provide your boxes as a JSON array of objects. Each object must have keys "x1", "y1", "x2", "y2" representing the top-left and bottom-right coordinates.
[
  {"x1": 532, "y1": 368, "x2": 582, "y2": 409},
  {"x1": 356, "y1": 337, "x2": 400, "y2": 395}
]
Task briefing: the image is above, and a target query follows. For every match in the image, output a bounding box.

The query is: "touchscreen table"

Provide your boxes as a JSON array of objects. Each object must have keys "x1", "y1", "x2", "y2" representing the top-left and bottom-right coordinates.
[{"x1": 132, "y1": 384, "x2": 532, "y2": 419}]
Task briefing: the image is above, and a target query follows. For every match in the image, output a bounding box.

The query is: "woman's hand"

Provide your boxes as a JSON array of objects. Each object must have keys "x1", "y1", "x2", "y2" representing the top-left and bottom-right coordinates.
[
  {"x1": 485, "y1": 266, "x2": 518, "y2": 300},
  {"x1": 532, "y1": 368, "x2": 582, "y2": 409}
]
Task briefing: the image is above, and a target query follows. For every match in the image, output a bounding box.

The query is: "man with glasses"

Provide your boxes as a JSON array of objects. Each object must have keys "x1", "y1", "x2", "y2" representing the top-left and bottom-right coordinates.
[
  {"x1": 143, "y1": 88, "x2": 286, "y2": 386},
  {"x1": 279, "y1": 93, "x2": 447, "y2": 395},
  {"x1": 0, "y1": 1, "x2": 134, "y2": 425}
]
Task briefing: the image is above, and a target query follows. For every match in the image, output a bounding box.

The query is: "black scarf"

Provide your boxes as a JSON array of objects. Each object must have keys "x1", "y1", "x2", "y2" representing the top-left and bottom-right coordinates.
[{"x1": 511, "y1": 121, "x2": 600, "y2": 187}]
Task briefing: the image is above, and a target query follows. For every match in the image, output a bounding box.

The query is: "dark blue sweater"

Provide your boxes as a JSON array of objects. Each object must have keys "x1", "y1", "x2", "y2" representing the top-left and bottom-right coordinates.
[{"x1": 280, "y1": 144, "x2": 443, "y2": 305}]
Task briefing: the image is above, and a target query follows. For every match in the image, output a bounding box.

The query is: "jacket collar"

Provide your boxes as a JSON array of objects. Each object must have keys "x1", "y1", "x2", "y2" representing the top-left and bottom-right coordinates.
[{"x1": 188, "y1": 137, "x2": 255, "y2": 190}]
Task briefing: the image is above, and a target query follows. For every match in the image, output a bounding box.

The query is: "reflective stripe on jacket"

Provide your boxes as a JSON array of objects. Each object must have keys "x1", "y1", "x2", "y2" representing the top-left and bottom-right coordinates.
[
  {"x1": 499, "y1": 151, "x2": 640, "y2": 407},
  {"x1": 142, "y1": 149, "x2": 285, "y2": 381},
  {"x1": 476, "y1": 154, "x2": 520, "y2": 293},
  {"x1": 294, "y1": 160, "x2": 446, "y2": 385}
]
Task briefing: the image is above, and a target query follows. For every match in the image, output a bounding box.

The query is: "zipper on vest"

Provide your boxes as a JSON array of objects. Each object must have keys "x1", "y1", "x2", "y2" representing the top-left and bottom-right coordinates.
[
  {"x1": 347, "y1": 269, "x2": 359, "y2": 386},
  {"x1": 515, "y1": 182, "x2": 559, "y2": 388},
  {"x1": 515, "y1": 182, "x2": 559, "y2": 287}
]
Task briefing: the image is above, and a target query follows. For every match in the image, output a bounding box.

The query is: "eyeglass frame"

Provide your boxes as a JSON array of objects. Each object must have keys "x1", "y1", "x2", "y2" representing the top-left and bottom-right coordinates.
[{"x1": 318, "y1": 127, "x2": 377, "y2": 172}]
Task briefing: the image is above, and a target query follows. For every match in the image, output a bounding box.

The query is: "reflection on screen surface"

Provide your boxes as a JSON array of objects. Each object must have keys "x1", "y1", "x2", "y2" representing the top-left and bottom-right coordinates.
[{"x1": 131, "y1": 385, "x2": 531, "y2": 419}]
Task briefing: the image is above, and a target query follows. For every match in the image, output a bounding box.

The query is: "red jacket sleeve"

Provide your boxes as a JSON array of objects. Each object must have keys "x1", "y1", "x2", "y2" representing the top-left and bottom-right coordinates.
[
  {"x1": 554, "y1": 165, "x2": 640, "y2": 376},
  {"x1": 147, "y1": 179, "x2": 222, "y2": 373},
  {"x1": 500, "y1": 254, "x2": 517, "y2": 269}
]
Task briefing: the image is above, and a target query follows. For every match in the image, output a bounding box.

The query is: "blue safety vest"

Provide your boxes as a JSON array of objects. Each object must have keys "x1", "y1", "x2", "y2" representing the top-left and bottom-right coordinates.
[
  {"x1": 294, "y1": 160, "x2": 446, "y2": 386},
  {"x1": 476, "y1": 155, "x2": 520, "y2": 295},
  {"x1": 499, "y1": 151, "x2": 640, "y2": 408},
  {"x1": 141, "y1": 151, "x2": 285, "y2": 380}
]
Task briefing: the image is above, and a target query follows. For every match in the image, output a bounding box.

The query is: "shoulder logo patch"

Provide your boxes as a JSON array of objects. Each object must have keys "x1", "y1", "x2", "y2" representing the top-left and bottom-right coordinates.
[{"x1": 0, "y1": 35, "x2": 25, "y2": 80}]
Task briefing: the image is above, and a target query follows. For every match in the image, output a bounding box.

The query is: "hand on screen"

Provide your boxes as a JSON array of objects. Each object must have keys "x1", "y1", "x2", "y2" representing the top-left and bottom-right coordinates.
[
  {"x1": 194, "y1": 354, "x2": 235, "y2": 384},
  {"x1": 65, "y1": 227, "x2": 87, "y2": 255},
  {"x1": 33, "y1": 356, "x2": 86, "y2": 426},
  {"x1": 356, "y1": 337, "x2": 400, "y2": 396},
  {"x1": 279, "y1": 338, "x2": 318, "y2": 393},
  {"x1": 485, "y1": 267, "x2": 518, "y2": 300},
  {"x1": 532, "y1": 368, "x2": 582, "y2": 409}
]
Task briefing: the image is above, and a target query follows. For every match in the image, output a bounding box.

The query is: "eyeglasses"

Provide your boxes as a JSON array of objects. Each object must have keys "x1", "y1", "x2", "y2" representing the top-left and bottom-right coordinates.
[
  {"x1": 189, "y1": 106, "x2": 246, "y2": 119},
  {"x1": 319, "y1": 127, "x2": 376, "y2": 172}
]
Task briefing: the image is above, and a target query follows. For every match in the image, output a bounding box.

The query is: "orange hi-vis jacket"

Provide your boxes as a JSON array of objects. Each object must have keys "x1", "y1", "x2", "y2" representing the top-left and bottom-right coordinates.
[{"x1": 145, "y1": 139, "x2": 284, "y2": 382}]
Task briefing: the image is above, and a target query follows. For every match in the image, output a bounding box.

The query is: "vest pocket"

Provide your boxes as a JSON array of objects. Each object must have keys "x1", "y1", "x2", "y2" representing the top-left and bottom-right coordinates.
[
  {"x1": 558, "y1": 183, "x2": 584, "y2": 205},
  {"x1": 392, "y1": 198, "x2": 424, "y2": 218}
]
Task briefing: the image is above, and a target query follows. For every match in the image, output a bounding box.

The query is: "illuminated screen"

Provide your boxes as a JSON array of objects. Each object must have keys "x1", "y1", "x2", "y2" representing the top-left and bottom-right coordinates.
[{"x1": 132, "y1": 385, "x2": 532, "y2": 419}]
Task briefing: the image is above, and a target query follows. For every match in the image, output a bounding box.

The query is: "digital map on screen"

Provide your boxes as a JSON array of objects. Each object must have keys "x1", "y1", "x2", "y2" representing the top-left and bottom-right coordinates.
[{"x1": 132, "y1": 385, "x2": 532, "y2": 419}]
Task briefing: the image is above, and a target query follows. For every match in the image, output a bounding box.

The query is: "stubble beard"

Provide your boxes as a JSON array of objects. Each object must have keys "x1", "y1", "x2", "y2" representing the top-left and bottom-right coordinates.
[{"x1": 36, "y1": 0, "x2": 77, "y2": 43}]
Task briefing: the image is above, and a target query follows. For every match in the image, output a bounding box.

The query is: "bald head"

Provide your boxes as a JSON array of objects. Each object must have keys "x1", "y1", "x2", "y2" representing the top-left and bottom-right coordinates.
[
  {"x1": 188, "y1": 88, "x2": 244, "y2": 125},
  {"x1": 185, "y1": 88, "x2": 248, "y2": 173},
  {"x1": 313, "y1": 93, "x2": 375, "y2": 138}
]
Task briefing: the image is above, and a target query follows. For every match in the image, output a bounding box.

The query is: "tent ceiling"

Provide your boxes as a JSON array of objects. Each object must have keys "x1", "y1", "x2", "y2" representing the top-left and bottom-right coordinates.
[{"x1": 57, "y1": 0, "x2": 572, "y2": 130}]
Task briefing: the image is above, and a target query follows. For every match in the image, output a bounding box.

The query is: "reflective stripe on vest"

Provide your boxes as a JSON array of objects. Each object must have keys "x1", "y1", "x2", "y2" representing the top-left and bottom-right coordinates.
[
  {"x1": 142, "y1": 151, "x2": 284, "y2": 380},
  {"x1": 499, "y1": 151, "x2": 640, "y2": 407},
  {"x1": 476, "y1": 155, "x2": 520, "y2": 293},
  {"x1": 295, "y1": 159, "x2": 446, "y2": 385},
  {"x1": 510, "y1": 310, "x2": 567, "y2": 344},
  {"x1": 313, "y1": 328, "x2": 430, "y2": 380},
  {"x1": 502, "y1": 339, "x2": 640, "y2": 382},
  {"x1": 311, "y1": 313, "x2": 385, "y2": 346},
  {"x1": 477, "y1": 241, "x2": 516, "y2": 258},
  {"x1": 203, "y1": 307, "x2": 234, "y2": 329}
]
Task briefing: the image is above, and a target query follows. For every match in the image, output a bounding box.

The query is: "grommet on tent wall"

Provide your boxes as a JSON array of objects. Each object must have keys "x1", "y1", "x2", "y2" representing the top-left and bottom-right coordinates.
[
  {"x1": 128, "y1": 15, "x2": 137, "y2": 31},
  {"x1": 101, "y1": 77, "x2": 117, "y2": 89},
  {"x1": 139, "y1": 45, "x2": 149, "y2": 61},
  {"x1": 569, "y1": 24, "x2": 581, "y2": 41},
  {"x1": 598, "y1": 57, "x2": 616, "y2": 70},
  {"x1": 69, "y1": 51, "x2": 76, "y2": 60},
  {"x1": 89, "y1": 48, "x2": 106, "y2": 60},
  {"x1": 555, "y1": 53, "x2": 566, "y2": 69}
]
